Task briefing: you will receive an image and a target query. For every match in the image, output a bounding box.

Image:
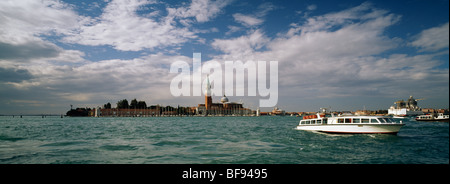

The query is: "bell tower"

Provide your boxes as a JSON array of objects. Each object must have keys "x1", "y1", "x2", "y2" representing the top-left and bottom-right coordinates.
[{"x1": 205, "y1": 75, "x2": 212, "y2": 111}]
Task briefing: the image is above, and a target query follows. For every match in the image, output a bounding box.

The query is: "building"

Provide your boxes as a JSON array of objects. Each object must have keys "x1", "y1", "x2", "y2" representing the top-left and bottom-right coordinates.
[
  {"x1": 100, "y1": 108, "x2": 161, "y2": 117},
  {"x1": 85, "y1": 75, "x2": 253, "y2": 117},
  {"x1": 270, "y1": 107, "x2": 285, "y2": 116},
  {"x1": 95, "y1": 106, "x2": 101, "y2": 117},
  {"x1": 355, "y1": 110, "x2": 371, "y2": 116},
  {"x1": 388, "y1": 96, "x2": 424, "y2": 116},
  {"x1": 196, "y1": 76, "x2": 252, "y2": 116}
]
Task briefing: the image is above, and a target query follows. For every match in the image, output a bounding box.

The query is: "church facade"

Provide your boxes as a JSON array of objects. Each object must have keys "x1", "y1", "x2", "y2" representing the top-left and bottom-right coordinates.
[{"x1": 196, "y1": 76, "x2": 252, "y2": 116}]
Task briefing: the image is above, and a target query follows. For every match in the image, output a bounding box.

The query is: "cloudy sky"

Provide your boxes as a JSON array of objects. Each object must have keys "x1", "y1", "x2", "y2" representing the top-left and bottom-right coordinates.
[{"x1": 0, "y1": 0, "x2": 448, "y2": 114}]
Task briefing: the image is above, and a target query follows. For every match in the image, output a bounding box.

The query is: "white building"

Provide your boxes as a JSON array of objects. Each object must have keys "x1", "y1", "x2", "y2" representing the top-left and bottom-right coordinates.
[{"x1": 388, "y1": 96, "x2": 424, "y2": 116}]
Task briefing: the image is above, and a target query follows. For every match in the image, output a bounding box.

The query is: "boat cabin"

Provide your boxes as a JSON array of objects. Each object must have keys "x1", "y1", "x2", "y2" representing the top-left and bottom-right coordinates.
[
  {"x1": 300, "y1": 116, "x2": 397, "y2": 125},
  {"x1": 300, "y1": 119, "x2": 328, "y2": 125}
]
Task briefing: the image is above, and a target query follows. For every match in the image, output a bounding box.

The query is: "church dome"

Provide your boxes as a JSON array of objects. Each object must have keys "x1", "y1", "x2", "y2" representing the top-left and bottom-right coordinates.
[{"x1": 220, "y1": 95, "x2": 229, "y2": 103}]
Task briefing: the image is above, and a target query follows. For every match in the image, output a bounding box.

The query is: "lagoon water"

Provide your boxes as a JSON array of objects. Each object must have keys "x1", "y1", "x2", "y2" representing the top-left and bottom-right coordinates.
[{"x1": 0, "y1": 116, "x2": 448, "y2": 164}]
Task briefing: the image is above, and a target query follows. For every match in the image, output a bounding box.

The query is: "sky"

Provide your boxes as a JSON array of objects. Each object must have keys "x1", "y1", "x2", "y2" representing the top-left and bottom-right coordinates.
[{"x1": 0, "y1": 0, "x2": 448, "y2": 114}]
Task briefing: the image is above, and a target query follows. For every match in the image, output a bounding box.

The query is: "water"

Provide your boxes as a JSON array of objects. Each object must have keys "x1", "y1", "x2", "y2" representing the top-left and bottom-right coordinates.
[{"x1": 0, "y1": 116, "x2": 448, "y2": 164}]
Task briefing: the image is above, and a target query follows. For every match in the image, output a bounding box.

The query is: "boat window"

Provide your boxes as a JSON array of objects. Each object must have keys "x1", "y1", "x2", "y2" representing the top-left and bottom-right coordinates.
[
  {"x1": 301, "y1": 121, "x2": 305, "y2": 125},
  {"x1": 361, "y1": 118, "x2": 369, "y2": 123},
  {"x1": 381, "y1": 118, "x2": 393, "y2": 123},
  {"x1": 345, "y1": 118, "x2": 352, "y2": 123},
  {"x1": 338, "y1": 119, "x2": 344, "y2": 123},
  {"x1": 353, "y1": 118, "x2": 360, "y2": 123},
  {"x1": 317, "y1": 120, "x2": 322, "y2": 124},
  {"x1": 305, "y1": 120, "x2": 310, "y2": 124},
  {"x1": 311, "y1": 120, "x2": 316, "y2": 124},
  {"x1": 323, "y1": 119, "x2": 327, "y2": 124},
  {"x1": 370, "y1": 119, "x2": 379, "y2": 123}
]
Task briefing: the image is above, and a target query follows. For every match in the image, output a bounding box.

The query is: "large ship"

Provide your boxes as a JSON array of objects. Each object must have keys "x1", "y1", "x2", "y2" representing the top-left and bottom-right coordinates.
[{"x1": 388, "y1": 96, "x2": 424, "y2": 116}]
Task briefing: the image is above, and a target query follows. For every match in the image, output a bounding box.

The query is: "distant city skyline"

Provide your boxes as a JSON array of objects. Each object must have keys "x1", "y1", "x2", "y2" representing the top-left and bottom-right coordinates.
[{"x1": 0, "y1": 0, "x2": 448, "y2": 115}]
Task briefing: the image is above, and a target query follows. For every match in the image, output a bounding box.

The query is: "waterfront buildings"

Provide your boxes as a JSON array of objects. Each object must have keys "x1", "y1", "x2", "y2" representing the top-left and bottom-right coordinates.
[
  {"x1": 84, "y1": 76, "x2": 252, "y2": 117},
  {"x1": 195, "y1": 76, "x2": 252, "y2": 116},
  {"x1": 388, "y1": 96, "x2": 424, "y2": 116},
  {"x1": 74, "y1": 89, "x2": 444, "y2": 117}
]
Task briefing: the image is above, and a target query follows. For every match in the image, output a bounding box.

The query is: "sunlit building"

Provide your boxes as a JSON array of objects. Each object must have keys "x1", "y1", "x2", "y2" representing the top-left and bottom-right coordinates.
[{"x1": 196, "y1": 76, "x2": 252, "y2": 116}]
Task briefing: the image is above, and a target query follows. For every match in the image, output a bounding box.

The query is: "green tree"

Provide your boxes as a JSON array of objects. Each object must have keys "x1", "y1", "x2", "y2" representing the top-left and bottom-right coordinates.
[
  {"x1": 104, "y1": 102, "x2": 112, "y2": 109},
  {"x1": 130, "y1": 98, "x2": 138, "y2": 109},
  {"x1": 137, "y1": 101, "x2": 147, "y2": 109},
  {"x1": 117, "y1": 99, "x2": 129, "y2": 109}
]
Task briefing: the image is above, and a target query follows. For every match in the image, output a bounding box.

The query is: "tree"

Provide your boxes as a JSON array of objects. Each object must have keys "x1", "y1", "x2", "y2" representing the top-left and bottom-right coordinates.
[
  {"x1": 117, "y1": 99, "x2": 129, "y2": 109},
  {"x1": 104, "y1": 102, "x2": 112, "y2": 109},
  {"x1": 130, "y1": 98, "x2": 138, "y2": 109},
  {"x1": 137, "y1": 101, "x2": 147, "y2": 109}
]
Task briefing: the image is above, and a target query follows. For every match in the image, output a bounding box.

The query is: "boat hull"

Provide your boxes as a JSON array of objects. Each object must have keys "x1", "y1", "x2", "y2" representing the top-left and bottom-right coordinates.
[{"x1": 295, "y1": 124, "x2": 404, "y2": 134}]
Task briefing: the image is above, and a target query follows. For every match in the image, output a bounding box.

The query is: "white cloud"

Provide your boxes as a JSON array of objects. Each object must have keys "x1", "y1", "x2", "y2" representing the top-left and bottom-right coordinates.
[
  {"x1": 225, "y1": 25, "x2": 242, "y2": 35},
  {"x1": 410, "y1": 22, "x2": 449, "y2": 52},
  {"x1": 61, "y1": 0, "x2": 233, "y2": 51},
  {"x1": 0, "y1": 0, "x2": 88, "y2": 67},
  {"x1": 0, "y1": 0, "x2": 229, "y2": 113},
  {"x1": 168, "y1": 0, "x2": 231, "y2": 23},
  {"x1": 212, "y1": 29, "x2": 269, "y2": 59},
  {"x1": 232, "y1": 2, "x2": 276, "y2": 28},
  {"x1": 292, "y1": 2, "x2": 398, "y2": 34},
  {"x1": 0, "y1": 0, "x2": 82, "y2": 45},
  {"x1": 307, "y1": 4, "x2": 317, "y2": 11},
  {"x1": 233, "y1": 14, "x2": 264, "y2": 27},
  {"x1": 0, "y1": 1, "x2": 448, "y2": 113},
  {"x1": 4, "y1": 52, "x2": 193, "y2": 110},
  {"x1": 212, "y1": 2, "x2": 448, "y2": 103},
  {"x1": 63, "y1": 0, "x2": 197, "y2": 51}
]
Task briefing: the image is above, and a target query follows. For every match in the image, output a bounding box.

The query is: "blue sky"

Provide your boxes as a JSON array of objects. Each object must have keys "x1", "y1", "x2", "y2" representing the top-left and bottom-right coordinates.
[{"x1": 0, "y1": 0, "x2": 448, "y2": 114}]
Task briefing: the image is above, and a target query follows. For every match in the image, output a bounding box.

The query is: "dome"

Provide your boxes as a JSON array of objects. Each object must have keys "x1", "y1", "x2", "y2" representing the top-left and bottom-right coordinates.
[{"x1": 220, "y1": 95, "x2": 229, "y2": 103}]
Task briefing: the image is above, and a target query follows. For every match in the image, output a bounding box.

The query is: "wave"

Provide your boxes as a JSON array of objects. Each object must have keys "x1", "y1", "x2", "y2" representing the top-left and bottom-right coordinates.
[{"x1": 0, "y1": 135, "x2": 25, "y2": 142}]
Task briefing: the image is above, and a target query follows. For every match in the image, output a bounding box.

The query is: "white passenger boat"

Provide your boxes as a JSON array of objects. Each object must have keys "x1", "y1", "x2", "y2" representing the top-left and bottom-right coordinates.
[
  {"x1": 415, "y1": 113, "x2": 449, "y2": 122},
  {"x1": 295, "y1": 112, "x2": 404, "y2": 134}
]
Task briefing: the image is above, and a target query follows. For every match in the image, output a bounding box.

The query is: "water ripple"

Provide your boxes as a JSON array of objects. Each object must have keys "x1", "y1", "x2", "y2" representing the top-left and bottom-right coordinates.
[{"x1": 0, "y1": 116, "x2": 448, "y2": 164}]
